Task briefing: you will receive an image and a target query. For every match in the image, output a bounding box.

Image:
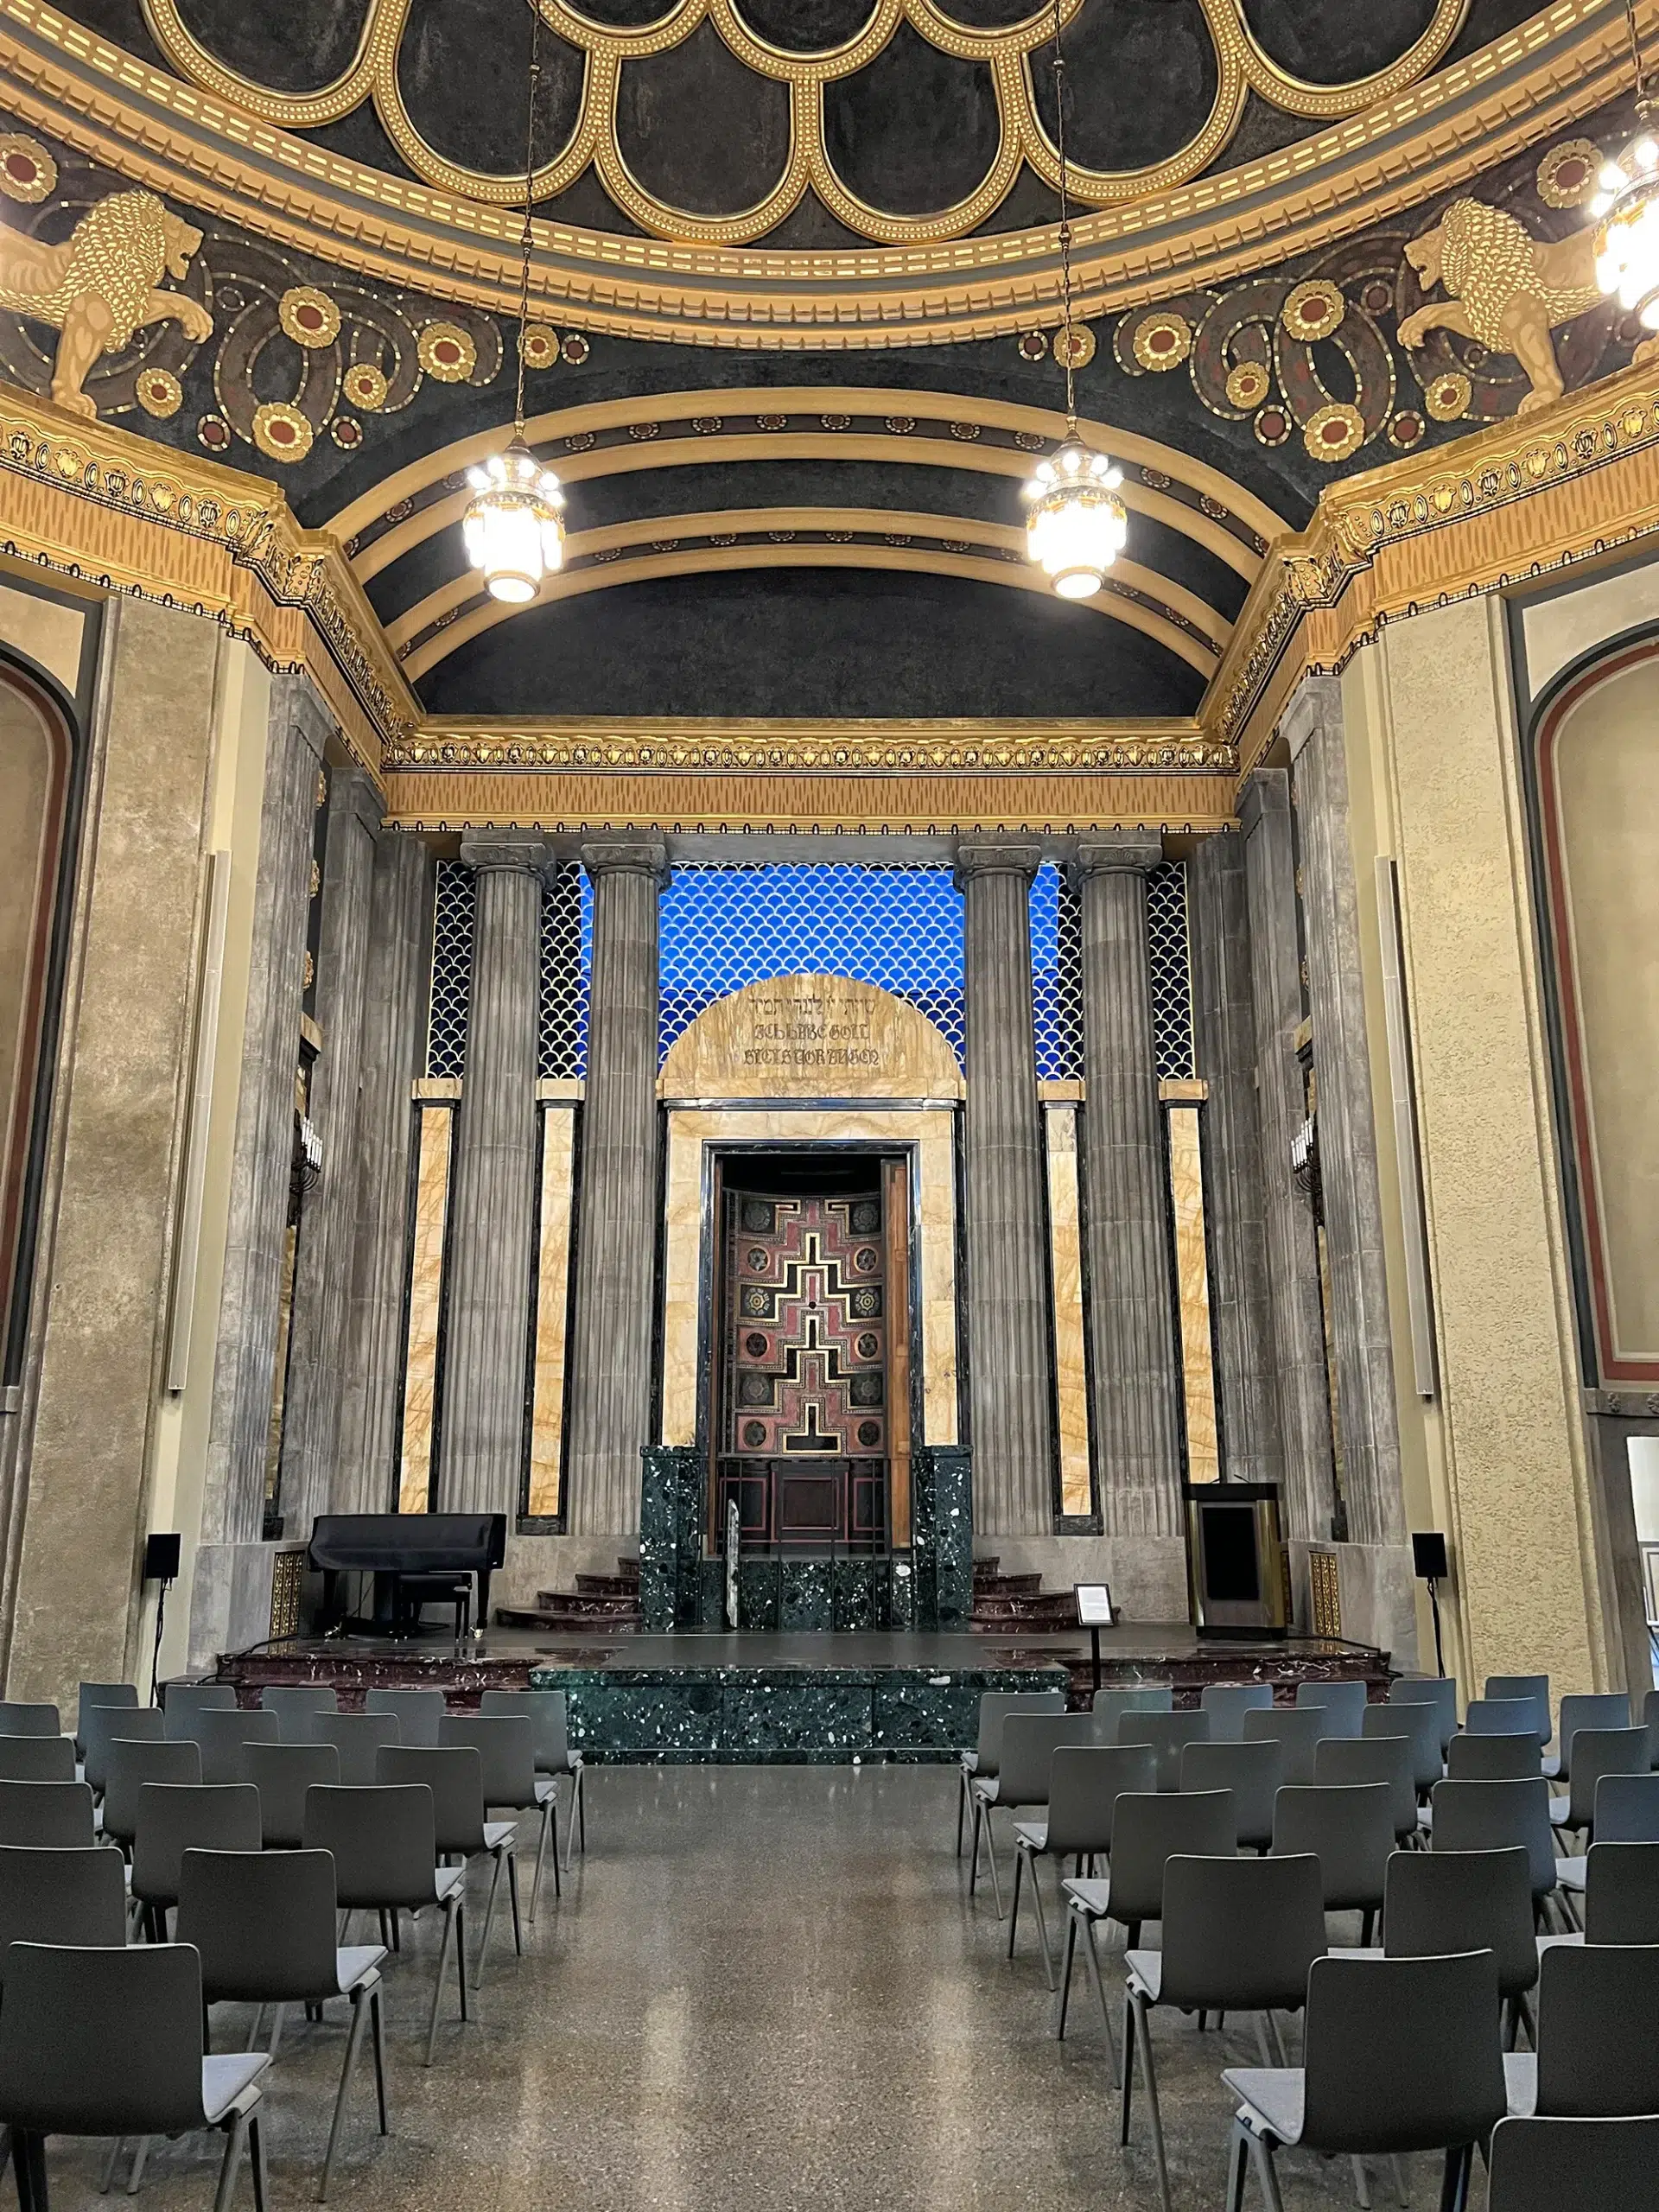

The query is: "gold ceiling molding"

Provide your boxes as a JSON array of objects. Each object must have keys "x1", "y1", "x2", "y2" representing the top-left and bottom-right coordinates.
[
  {"x1": 132, "y1": 0, "x2": 1471, "y2": 247},
  {"x1": 0, "y1": 376, "x2": 414, "y2": 766},
  {"x1": 0, "y1": 0, "x2": 1643, "y2": 343}
]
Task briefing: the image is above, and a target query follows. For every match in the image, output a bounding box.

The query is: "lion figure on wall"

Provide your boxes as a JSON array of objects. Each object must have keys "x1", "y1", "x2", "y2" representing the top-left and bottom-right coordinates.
[
  {"x1": 1398, "y1": 197, "x2": 1604, "y2": 415},
  {"x1": 0, "y1": 188, "x2": 213, "y2": 419}
]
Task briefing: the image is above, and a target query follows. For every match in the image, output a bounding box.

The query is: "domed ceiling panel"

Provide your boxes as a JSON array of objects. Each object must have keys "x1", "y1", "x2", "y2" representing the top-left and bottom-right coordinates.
[
  {"x1": 1028, "y1": 0, "x2": 1220, "y2": 175},
  {"x1": 729, "y1": 0, "x2": 883, "y2": 52},
  {"x1": 614, "y1": 22, "x2": 791, "y2": 218},
  {"x1": 396, "y1": 0, "x2": 587, "y2": 176},
  {"x1": 822, "y1": 24, "x2": 1001, "y2": 217},
  {"x1": 168, "y1": 0, "x2": 373, "y2": 98},
  {"x1": 1238, "y1": 0, "x2": 1441, "y2": 87}
]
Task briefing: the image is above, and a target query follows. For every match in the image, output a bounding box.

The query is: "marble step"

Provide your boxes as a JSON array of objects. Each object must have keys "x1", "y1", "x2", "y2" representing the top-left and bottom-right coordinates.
[
  {"x1": 496, "y1": 1602, "x2": 642, "y2": 1633},
  {"x1": 976, "y1": 1572, "x2": 1045, "y2": 1597},
  {"x1": 537, "y1": 1589, "x2": 640, "y2": 1615},
  {"x1": 968, "y1": 1593, "x2": 1076, "y2": 1626},
  {"x1": 575, "y1": 1573, "x2": 642, "y2": 1596}
]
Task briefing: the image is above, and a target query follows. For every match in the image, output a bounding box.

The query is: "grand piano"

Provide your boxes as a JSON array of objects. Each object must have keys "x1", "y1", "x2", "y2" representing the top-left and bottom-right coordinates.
[{"x1": 307, "y1": 1513, "x2": 506, "y2": 1637}]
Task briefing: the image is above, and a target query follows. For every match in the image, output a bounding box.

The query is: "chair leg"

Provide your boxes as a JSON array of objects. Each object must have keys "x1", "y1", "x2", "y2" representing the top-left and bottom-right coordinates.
[
  {"x1": 1226, "y1": 2121, "x2": 1249, "y2": 2212},
  {"x1": 956, "y1": 1768, "x2": 967, "y2": 1858},
  {"x1": 1254, "y1": 2014, "x2": 1274, "y2": 2069},
  {"x1": 427, "y1": 1901, "x2": 456, "y2": 2068},
  {"x1": 576, "y1": 1766, "x2": 585, "y2": 1854},
  {"x1": 1053, "y1": 1911, "x2": 1077, "y2": 2039},
  {"x1": 1351, "y1": 2156, "x2": 1373, "y2": 2209},
  {"x1": 984, "y1": 1814, "x2": 1005, "y2": 1920},
  {"x1": 1438, "y1": 2145, "x2": 1471, "y2": 2212},
  {"x1": 248, "y1": 2115, "x2": 268, "y2": 2212},
  {"x1": 212, "y1": 2113, "x2": 247, "y2": 2212},
  {"x1": 20, "y1": 2134, "x2": 46, "y2": 2212},
  {"x1": 369, "y1": 1987, "x2": 389, "y2": 2136},
  {"x1": 1388, "y1": 2154, "x2": 1409, "y2": 2208},
  {"x1": 531, "y1": 1802, "x2": 550, "y2": 1923},
  {"x1": 547, "y1": 1799, "x2": 562, "y2": 1899},
  {"x1": 505, "y1": 1850, "x2": 523, "y2": 1955},
  {"x1": 267, "y1": 2005, "x2": 285, "y2": 2057},
  {"x1": 320, "y1": 1985, "x2": 371, "y2": 2202},
  {"x1": 1027, "y1": 1855, "x2": 1056, "y2": 1990},
  {"x1": 1248, "y1": 2133, "x2": 1287, "y2": 2212},
  {"x1": 125, "y1": 2140, "x2": 150, "y2": 2195},
  {"x1": 1120, "y1": 1992, "x2": 1136, "y2": 2145},
  {"x1": 98, "y1": 2140, "x2": 124, "y2": 2197},
  {"x1": 1007, "y1": 1847, "x2": 1025, "y2": 1958},
  {"x1": 1129, "y1": 1992, "x2": 1170, "y2": 2212},
  {"x1": 1079, "y1": 1916, "x2": 1119, "y2": 2086},
  {"x1": 475, "y1": 1851, "x2": 504, "y2": 1989}
]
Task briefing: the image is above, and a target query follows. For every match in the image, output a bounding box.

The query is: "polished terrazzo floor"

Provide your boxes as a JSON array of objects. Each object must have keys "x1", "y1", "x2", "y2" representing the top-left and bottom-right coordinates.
[{"x1": 55, "y1": 1766, "x2": 1468, "y2": 2211}]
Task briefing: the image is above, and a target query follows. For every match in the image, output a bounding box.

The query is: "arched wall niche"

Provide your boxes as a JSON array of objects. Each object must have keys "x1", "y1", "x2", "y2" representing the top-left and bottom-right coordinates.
[
  {"x1": 0, "y1": 646, "x2": 82, "y2": 1388},
  {"x1": 1531, "y1": 623, "x2": 1659, "y2": 1389}
]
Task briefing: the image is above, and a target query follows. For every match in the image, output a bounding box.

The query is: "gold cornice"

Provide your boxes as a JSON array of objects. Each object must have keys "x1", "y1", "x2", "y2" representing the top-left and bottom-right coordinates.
[{"x1": 0, "y1": 0, "x2": 1645, "y2": 345}]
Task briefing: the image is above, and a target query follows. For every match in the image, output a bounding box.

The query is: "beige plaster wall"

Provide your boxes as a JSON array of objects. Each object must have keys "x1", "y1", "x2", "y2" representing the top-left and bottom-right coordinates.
[
  {"x1": 0, "y1": 579, "x2": 90, "y2": 700},
  {"x1": 1342, "y1": 600, "x2": 1607, "y2": 1697}
]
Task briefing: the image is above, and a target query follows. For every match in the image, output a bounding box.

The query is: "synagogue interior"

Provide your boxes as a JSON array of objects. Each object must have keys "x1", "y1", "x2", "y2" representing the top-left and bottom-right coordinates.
[{"x1": 1, "y1": 0, "x2": 1658, "y2": 2204}]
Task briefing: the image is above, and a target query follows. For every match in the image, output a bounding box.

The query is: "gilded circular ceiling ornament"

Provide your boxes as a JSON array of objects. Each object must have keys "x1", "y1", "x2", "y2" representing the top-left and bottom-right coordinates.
[
  {"x1": 0, "y1": 134, "x2": 56, "y2": 203},
  {"x1": 330, "y1": 415, "x2": 363, "y2": 449},
  {"x1": 755, "y1": 413, "x2": 787, "y2": 431},
  {"x1": 1536, "y1": 138, "x2": 1601, "y2": 210},
  {"x1": 342, "y1": 361, "x2": 389, "y2": 410},
  {"x1": 416, "y1": 322, "x2": 476, "y2": 382},
  {"x1": 561, "y1": 334, "x2": 590, "y2": 365},
  {"x1": 196, "y1": 412, "x2": 232, "y2": 453},
  {"x1": 819, "y1": 412, "x2": 851, "y2": 429},
  {"x1": 278, "y1": 286, "x2": 340, "y2": 347},
  {"x1": 251, "y1": 400, "x2": 315, "y2": 461},
  {"x1": 691, "y1": 416, "x2": 722, "y2": 432},
  {"x1": 1133, "y1": 313, "x2": 1192, "y2": 372},
  {"x1": 884, "y1": 415, "x2": 916, "y2": 433},
  {"x1": 1224, "y1": 359, "x2": 1271, "y2": 409},
  {"x1": 135, "y1": 365, "x2": 182, "y2": 419},
  {"x1": 1053, "y1": 322, "x2": 1096, "y2": 369},
  {"x1": 1253, "y1": 404, "x2": 1291, "y2": 447},
  {"x1": 1018, "y1": 331, "x2": 1048, "y2": 360},
  {"x1": 1302, "y1": 400, "x2": 1366, "y2": 461},
  {"x1": 1388, "y1": 409, "x2": 1426, "y2": 447},
  {"x1": 520, "y1": 324, "x2": 559, "y2": 370},
  {"x1": 1281, "y1": 280, "x2": 1346, "y2": 341},
  {"x1": 1424, "y1": 369, "x2": 1472, "y2": 421}
]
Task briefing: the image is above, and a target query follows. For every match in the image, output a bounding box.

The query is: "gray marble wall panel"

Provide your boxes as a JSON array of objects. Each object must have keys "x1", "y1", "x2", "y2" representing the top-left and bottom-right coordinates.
[
  {"x1": 1188, "y1": 830, "x2": 1280, "y2": 1487},
  {"x1": 954, "y1": 842, "x2": 1053, "y2": 1536},
  {"x1": 566, "y1": 836, "x2": 668, "y2": 1538},
  {"x1": 435, "y1": 833, "x2": 549, "y2": 1517}
]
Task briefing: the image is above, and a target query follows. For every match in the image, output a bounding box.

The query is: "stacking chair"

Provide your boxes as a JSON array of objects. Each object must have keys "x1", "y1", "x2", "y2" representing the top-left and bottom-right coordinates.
[
  {"x1": 1243, "y1": 1703, "x2": 1326, "y2": 1787},
  {"x1": 1575, "y1": 1840, "x2": 1659, "y2": 1943},
  {"x1": 1377, "y1": 1844, "x2": 1538, "y2": 2048},
  {"x1": 0, "y1": 1942, "x2": 269, "y2": 2212},
  {"x1": 0, "y1": 1778, "x2": 97, "y2": 1847},
  {"x1": 304, "y1": 1785, "x2": 467, "y2": 2067},
  {"x1": 1389, "y1": 1675, "x2": 1458, "y2": 1760},
  {"x1": 1198, "y1": 1683, "x2": 1273, "y2": 1743},
  {"x1": 257, "y1": 1684, "x2": 339, "y2": 1738},
  {"x1": 245, "y1": 1740, "x2": 340, "y2": 1850},
  {"x1": 1505, "y1": 1942, "x2": 1659, "y2": 2120},
  {"x1": 1430, "y1": 1777, "x2": 1571, "y2": 1922},
  {"x1": 1488, "y1": 2113, "x2": 1659, "y2": 2211},
  {"x1": 178, "y1": 1847, "x2": 389, "y2": 2201},
  {"x1": 1314, "y1": 1733, "x2": 1418, "y2": 1844},
  {"x1": 1090, "y1": 1686, "x2": 1173, "y2": 1741},
  {"x1": 969, "y1": 1712, "x2": 1096, "y2": 1916},
  {"x1": 1007, "y1": 1745, "x2": 1153, "y2": 1988},
  {"x1": 162, "y1": 1682, "x2": 238, "y2": 1741},
  {"x1": 0, "y1": 1842, "x2": 127, "y2": 1966},
  {"x1": 1554, "y1": 1693, "x2": 1630, "y2": 1782},
  {"x1": 1643, "y1": 1688, "x2": 1659, "y2": 1769},
  {"x1": 378, "y1": 1745, "x2": 520, "y2": 1986},
  {"x1": 1363, "y1": 1697, "x2": 1440, "y2": 1800},
  {"x1": 1057, "y1": 1789, "x2": 1235, "y2": 2074},
  {"x1": 480, "y1": 1687, "x2": 586, "y2": 1870},
  {"x1": 1447, "y1": 1731, "x2": 1541, "y2": 1782},
  {"x1": 315, "y1": 1711, "x2": 402, "y2": 1787},
  {"x1": 0, "y1": 1702, "x2": 60, "y2": 1738},
  {"x1": 1486, "y1": 1674, "x2": 1552, "y2": 1734},
  {"x1": 1223, "y1": 1950, "x2": 1508, "y2": 2212},
  {"x1": 364, "y1": 1688, "x2": 446, "y2": 1748},
  {"x1": 1294, "y1": 1680, "x2": 1367, "y2": 1737},
  {"x1": 440, "y1": 1713, "x2": 560, "y2": 1917},
  {"x1": 75, "y1": 1681, "x2": 137, "y2": 1758},
  {"x1": 1272, "y1": 1782, "x2": 1394, "y2": 1941},
  {"x1": 1180, "y1": 1738, "x2": 1281, "y2": 1853},
  {"x1": 83, "y1": 1704, "x2": 163, "y2": 1798},
  {"x1": 0, "y1": 1734, "x2": 74, "y2": 1783},
  {"x1": 949, "y1": 1690, "x2": 1065, "y2": 1859},
  {"x1": 1117, "y1": 1709, "x2": 1211, "y2": 1792},
  {"x1": 130, "y1": 1781, "x2": 260, "y2": 1938},
  {"x1": 1465, "y1": 1696, "x2": 1543, "y2": 1746},
  {"x1": 195, "y1": 1707, "x2": 281, "y2": 1787},
  {"x1": 102, "y1": 1736, "x2": 201, "y2": 1853},
  {"x1": 1548, "y1": 1727, "x2": 1649, "y2": 1840},
  {"x1": 1122, "y1": 1853, "x2": 1327, "y2": 2212}
]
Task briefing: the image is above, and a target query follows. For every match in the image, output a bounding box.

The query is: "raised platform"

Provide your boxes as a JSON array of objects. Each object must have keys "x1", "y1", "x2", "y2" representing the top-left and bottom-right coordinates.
[{"x1": 218, "y1": 1623, "x2": 1391, "y2": 1763}]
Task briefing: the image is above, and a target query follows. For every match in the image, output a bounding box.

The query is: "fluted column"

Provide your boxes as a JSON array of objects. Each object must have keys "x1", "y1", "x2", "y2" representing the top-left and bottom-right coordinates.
[
  {"x1": 566, "y1": 834, "x2": 668, "y2": 1537},
  {"x1": 1071, "y1": 836, "x2": 1183, "y2": 1538},
  {"x1": 954, "y1": 840, "x2": 1053, "y2": 1535},
  {"x1": 435, "y1": 832, "x2": 550, "y2": 1516}
]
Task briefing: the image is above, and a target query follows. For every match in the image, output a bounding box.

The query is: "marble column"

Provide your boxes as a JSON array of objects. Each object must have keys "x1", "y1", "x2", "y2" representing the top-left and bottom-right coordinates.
[
  {"x1": 1239, "y1": 769, "x2": 1338, "y2": 1542},
  {"x1": 953, "y1": 840, "x2": 1053, "y2": 1536},
  {"x1": 435, "y1": 832, "x2": 550, "y2": 1517},
  {"x1": 335, "y1": 827, "x2": 431, "y2": 1513},
  {"x1": 565, "y1": 835, "x2": 668, "y2": 1539},
  {"x1": 1282, "y1": 676, "x2": 1407, "y2": 1549},
  {"x1": 1071, "y1": 836, "x2": 1184, "y2": 1541},
  {"x1": 1187, "y1": 829, "x2": 1280, "y2": 1487},
  {"x1": 277, "y1": 768, "x2": 379, "y2": 1535}
]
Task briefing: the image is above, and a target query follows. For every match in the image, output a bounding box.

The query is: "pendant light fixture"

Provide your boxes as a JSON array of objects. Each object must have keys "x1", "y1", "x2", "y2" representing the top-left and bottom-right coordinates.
[
  {"x1": 1590, "y1": 0, "x2": 1659, "y2": 332},
  {"x1": 461, "y1": 1, "x2": 566, "y2": 605},
  {"x1": 1022, "y1": 0, "x2": 1127, "y2": 600}
]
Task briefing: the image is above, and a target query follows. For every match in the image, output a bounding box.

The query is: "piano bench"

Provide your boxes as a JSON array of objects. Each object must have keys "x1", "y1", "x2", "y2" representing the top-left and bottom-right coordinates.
[{"x1": 399, "y1": 1575, "x2": 471, "y2": 1642}]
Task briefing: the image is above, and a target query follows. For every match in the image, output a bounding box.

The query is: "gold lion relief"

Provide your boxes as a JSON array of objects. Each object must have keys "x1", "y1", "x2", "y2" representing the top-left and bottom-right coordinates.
[
  {"x1": 0, "y1": 188, "x2": 213, "y2": 419},
  {"x1": 1398, "y1": 198, "x2": 1605, "y2": 415}
]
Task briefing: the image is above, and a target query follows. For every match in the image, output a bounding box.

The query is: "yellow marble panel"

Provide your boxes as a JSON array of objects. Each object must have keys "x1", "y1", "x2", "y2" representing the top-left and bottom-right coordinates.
[
  {"x1": 659, "y1": 1107, "x2": 959, "y2": 1448},
  {"x1": 526, "y1": 1106, "x2": 577, "y2": 1518},
  {"x1": 658, "y1": 974, "x2": 963, "y2": 1101},
  {"x1": 397, "y1": 1104, "x2": 453, "y2": 1513},
  {"x1": 1166, "y1": 1103, "x2": 1221, "y2": 1484},
  {"x1": 1045, "y1": 1103, "x2": 1092, "y2": 1517}
]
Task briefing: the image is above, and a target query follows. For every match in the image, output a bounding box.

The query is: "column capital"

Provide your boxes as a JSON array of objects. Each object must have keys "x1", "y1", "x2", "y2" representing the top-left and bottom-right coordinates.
[
  {"x1": 951, "y1": 837, "x2": 1041, "y2": 892},
  {"x1": 1278, "y1": 673, "x2": 1343, "y2": 764},
  {"x1": 1068, "y1": 832, "x2": 1164, "y2": 886},
  {"x1": 1237, "y1": 766, "x2": 1289, "y2": 836},
  {"x1": 459, "y1": 830, "x2": 556, "y2": 879},
  {"x1": 580, "y1": 832, "x2": 670, "y2": 886}
]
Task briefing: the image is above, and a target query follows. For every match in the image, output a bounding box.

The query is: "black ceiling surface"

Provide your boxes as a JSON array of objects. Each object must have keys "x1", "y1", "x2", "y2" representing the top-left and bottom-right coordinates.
[{"x1": 415, "y1": 565, "x2": 1208, "y2": 720}]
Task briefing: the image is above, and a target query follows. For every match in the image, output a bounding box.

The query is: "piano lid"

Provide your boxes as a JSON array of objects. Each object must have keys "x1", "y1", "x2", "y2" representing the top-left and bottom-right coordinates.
[{"x1": 307, "y1": 1512, "x2": 506, "y2": 1573}]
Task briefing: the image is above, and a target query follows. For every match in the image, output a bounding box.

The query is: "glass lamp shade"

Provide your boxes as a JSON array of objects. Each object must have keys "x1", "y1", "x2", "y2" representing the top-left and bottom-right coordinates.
[
  {"x1": 1021, "y1": 442, "x2": 1128, "y2": 600},
  {"x1": 461, "y1": 440, "x2": 566, "y2": 604},
  {"x1": 1590, "y1": 130, "x2": 1659, "y2": 331}
]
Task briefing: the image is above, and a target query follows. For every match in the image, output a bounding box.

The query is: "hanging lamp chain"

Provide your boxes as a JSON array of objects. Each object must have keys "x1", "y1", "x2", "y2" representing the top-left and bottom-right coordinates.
[
  {"x1": 512, "y1": 0, "x2": 542, "y2": 437},
  {"x1": 1628, "y1": 0, "x2": 1654, "y2": 121},
  {"x1": 1050, "y1": 0, "x2": 1077, "y2": 433}
]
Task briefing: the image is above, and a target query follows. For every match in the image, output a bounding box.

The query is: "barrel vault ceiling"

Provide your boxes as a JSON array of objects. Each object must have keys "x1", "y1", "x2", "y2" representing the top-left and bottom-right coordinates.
[{"x1": 0, "y1": 0, "x2": 1653, "y2": 719}]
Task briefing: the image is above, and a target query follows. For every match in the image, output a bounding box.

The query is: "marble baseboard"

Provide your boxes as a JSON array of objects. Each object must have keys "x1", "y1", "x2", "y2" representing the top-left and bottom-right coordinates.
[{"x1": 187, "y1": 1541, "x2": 279, "y2": 1674}]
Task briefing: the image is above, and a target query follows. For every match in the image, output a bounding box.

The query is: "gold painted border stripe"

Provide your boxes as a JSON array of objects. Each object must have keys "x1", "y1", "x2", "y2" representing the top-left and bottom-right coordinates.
[
  {"x1": 1044, "y1": 1100, "x2": 1093, "y2": 1519},
  {"x1": 1165, "y1": 1100, "x2": 1220, "y2": 1484},
  {"x1": 397, "y1": 1100, "x2": 454, "y2": 1514},
  {"x1": 526, "y1": 1103, "x2": 579, "y2": 1519}
]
